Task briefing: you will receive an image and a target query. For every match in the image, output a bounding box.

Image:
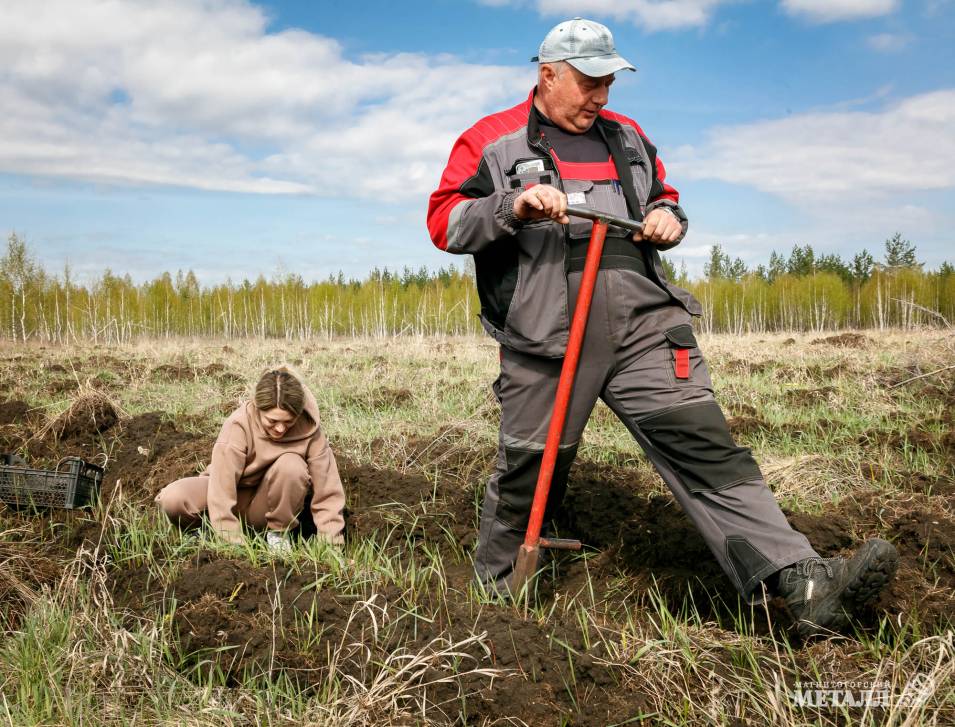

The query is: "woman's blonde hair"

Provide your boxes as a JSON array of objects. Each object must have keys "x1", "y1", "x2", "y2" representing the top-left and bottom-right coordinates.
[{"x1": 254, "y1": 366, "x2": 306, "y2": 417}]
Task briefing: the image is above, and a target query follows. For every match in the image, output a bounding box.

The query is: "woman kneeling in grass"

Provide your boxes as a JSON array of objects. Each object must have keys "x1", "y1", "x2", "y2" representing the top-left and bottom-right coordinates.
[{"x1": 156, "y1": 366, "x2": 345, "y2": 551}]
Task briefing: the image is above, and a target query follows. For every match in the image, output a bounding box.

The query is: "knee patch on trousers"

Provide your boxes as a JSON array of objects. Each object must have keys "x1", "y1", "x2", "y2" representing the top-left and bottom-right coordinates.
[
  {"x1": 495, "y1": 444, "x2": 578, "y2": 530},
  {"x1": 638, "y1": 401, "x2": 761, "y2": 492}
]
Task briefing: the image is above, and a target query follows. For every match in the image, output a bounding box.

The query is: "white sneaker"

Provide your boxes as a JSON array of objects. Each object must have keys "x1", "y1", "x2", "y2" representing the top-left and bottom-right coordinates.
[{"x1": 266, "y1": 530, "x2": 292, "y2": 554}]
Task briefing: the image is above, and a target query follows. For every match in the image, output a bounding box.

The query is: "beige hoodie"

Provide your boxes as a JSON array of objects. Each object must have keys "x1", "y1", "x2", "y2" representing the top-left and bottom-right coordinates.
[{"x1": 207, "y1": 384, "x2": 345, "y2": 544}]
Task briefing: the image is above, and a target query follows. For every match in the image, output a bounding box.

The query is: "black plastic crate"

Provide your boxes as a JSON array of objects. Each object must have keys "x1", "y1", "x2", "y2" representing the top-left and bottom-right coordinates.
[{"x1": 0, "y1": 456, "x2": 104, "y2": 510}]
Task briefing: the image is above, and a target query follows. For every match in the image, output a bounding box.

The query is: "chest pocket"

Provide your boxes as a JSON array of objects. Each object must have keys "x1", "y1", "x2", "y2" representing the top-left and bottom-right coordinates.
[
  {"x1": 625, "y1": 147, "x2": 652, "y2": 215},
  {"x1": 503, "y1": 157, "x2": 556, "y2": 193},
  {"x1": 564, "y1": 179, "x2": 633, "y2": 239}
]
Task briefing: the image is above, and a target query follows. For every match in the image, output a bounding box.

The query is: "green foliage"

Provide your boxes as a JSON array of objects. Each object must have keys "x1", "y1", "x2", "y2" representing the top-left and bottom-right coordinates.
[
  {"x1": 0, "y1": 234, "x2": 953, "y2": 340},
  {"x1": 851, "y1": 250, "x2": 875, "y2": 282},
  {"x1": 816, "y1": 253, "x2": 851, "y2": 282},
  {"x1": 1, "y1": 232, "x2": 44, "y2": 342},
  {"x1": 660, "y1": 255, "x2": 678, "y2": 281},
  {"x1": 883, "y1": 233, "x2": 919, "y2": 269},
  {"x1": 785, "y1": 244, "x2": 815, "y2": 276},
  {"x1": 704, "y1": 244, "x2": 747, "y2": 281},
  {"x1": 767, "y1": 251, "x2": 787, "y2": 282}
]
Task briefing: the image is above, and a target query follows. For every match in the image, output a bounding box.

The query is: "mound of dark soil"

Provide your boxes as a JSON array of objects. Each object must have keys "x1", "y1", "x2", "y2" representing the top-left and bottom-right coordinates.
[
  {"x1": 0, "y1": 540, "x2": 61, "y2": 629},
  {"x1": 786, "y1": 503, "x2": 955, "y2": 631},
  {"x1": 51, "y1": 393, "x2": 119, "y2": 440},
  {"x1": 149, "y1": 363, "x2": 194, "y2": 381},
  {"x1": 808, "y1": 362, "x2": 850, "y2": 380},
  {"x1": 337, "y1": 457, "x2": 476, "y2": 548},
  {"x1": 784, "y1": 386, "x2": 836, "y2": 406},
  {"x1": 724, "y1": 359, "x2": 773, "y2": 375},
  {"x1": 810, "y1": 332, "x2": 869, "y2": 348},
  {"x1": 726, "y1": 415, "x2": 773, "y2": 437},
  {"x1": 883, "y1": 510, "x2": 955, "y2": 629},
  {"x1": 109, "y1": 551, "x2": 658, "y2": 725},
  {"x1": 891, "y1": 510, "x2": 955, "y2": 578},
  {"x1": 0, "y1": 400, "x2": 31, "y2": 427},
  {"x1": 403, "y1": 426, "x2": 496, "y2": 481},
  {"x1": 785, "y1": 511, "x2": 854, "y2": 555},
  {"x1": 48, "y1": 377, "x2": 79, "y2": 395},
  {"x1": 197, "y1": 363, "x2": 244, "y2": 385},
  {"x1": 85, "y1": 353, "x2": 125, "y2": 369},
  {"x1": 343, "y1": 386, "x2": 415, "y2": 409},
  {"x1": 903, "y1": 472, "x2": 955, "y2": 497},
  {"x1": 559, "y1": 468, "x2": 736, "y2": 612},
  {"x1": 731, "y1": 403, "x2": 758, "y2": 418},
  {"x1": 102, "y1": 413, "x2": 211, "y2": 501}
]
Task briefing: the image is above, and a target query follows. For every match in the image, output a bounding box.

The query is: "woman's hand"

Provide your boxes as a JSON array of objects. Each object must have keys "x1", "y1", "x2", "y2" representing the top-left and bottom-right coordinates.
[{"x1": 214, "y1": 527, "x2": 246, "y2": 547}]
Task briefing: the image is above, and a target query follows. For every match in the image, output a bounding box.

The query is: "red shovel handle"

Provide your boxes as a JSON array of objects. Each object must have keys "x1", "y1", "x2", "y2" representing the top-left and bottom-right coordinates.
[{"x1": 522, "y1": 218, "x2": 609, "y2": 548}]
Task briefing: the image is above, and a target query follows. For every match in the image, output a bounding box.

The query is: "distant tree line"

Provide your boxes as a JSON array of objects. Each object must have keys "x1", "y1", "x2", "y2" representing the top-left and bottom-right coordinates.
[
  {"x1": 1, "y1": 232, "x2": 953, "y2": 342},
  {"x1": 692, "y1": 233, "x2": 942, "y2": 284},
  {"x1": 662, "y1": 233, "x2": 954, "y2": 334}
]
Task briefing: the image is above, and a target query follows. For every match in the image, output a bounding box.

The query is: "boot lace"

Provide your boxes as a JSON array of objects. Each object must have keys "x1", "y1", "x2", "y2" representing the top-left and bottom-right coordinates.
[{"x1": 795, "y1": 557, "x2": 836, "y2": 580}]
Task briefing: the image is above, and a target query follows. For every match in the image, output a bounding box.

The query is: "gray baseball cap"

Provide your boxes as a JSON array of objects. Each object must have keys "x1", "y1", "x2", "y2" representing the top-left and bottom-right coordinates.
[{"x1": 531, "y1": 17, "x2": 636, "y2": 77}]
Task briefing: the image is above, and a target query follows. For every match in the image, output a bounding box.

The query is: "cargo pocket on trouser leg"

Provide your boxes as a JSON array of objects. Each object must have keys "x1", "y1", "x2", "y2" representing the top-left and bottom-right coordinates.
[
  {"x1": 637, "y1": 400, "x2": 762, "y2": 493},
  {"x1": 495, "y1": 444, "x2": 578, "y2": 530},
  {"x1": 663, "y1": 323, "x2": 702, "y2": 385}
]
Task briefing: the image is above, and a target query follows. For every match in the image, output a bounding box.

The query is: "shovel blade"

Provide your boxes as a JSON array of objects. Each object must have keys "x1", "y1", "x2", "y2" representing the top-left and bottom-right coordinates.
[{"x1": 511, "y1": 543, "x2": 540, "y2": 596}]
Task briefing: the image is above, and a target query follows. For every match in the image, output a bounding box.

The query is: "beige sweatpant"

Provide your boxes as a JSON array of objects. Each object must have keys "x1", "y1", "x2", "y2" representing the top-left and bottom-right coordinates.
[{"x1": 156, "y1": 452, "x2": 310, "y2": 532}]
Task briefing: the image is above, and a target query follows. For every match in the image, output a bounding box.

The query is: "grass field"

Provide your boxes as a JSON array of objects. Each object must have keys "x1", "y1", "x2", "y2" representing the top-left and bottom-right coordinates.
[{"x1": 0, "y1": 330, "x2": 953, "y2": 725}]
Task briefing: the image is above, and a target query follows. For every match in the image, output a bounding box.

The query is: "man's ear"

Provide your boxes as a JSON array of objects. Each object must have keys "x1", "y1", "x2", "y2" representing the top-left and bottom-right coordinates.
[{"x1": 539, "y1": 63, "x2": 556, "y2": 91}]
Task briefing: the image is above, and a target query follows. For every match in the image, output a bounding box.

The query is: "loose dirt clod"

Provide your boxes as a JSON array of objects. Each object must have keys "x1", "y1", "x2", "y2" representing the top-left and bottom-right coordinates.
[
  {"x1": 0, "y1": 536, "x2": 61, "y2": 629},
  {"x1": 726, "y1": 415, "x2": 772, "y2": 437},
  {"x1": 810, "y1": 332, "x2": 869, "y2": 348},
  {"x1": 149, "y1": 363, "x2": 194, "y2": 381},
  {"x1": 343, "y1": 386, "x2": 414, "y2": 409},
  {"x1": 0, "y1": 400, "x2": 31, "y2": 427},
  {"x1": 50, "y1": 391, "x2": 119, "y2": 441}
]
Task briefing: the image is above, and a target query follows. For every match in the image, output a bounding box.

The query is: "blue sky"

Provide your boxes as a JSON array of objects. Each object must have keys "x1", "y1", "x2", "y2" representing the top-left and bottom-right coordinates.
[{"x1": 1, "y1": 0, "x2": 952, "y2": 283}]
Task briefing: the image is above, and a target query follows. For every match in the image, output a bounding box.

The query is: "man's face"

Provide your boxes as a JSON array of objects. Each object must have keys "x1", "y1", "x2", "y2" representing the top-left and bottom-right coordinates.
[{"x1": 540, "y1": 63, "x2": 615, "y2": 133}]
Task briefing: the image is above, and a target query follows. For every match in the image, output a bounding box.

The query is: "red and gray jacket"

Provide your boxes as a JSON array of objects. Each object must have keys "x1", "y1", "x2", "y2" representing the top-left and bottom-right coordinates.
[{"x1": 427, "y1": 88, "x2": 702, "y2": 358}]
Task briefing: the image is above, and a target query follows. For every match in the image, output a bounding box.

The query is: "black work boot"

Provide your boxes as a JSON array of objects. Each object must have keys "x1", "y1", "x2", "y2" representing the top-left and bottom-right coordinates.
[{"x1": 776, "y1": 538, "x2": 899, "y2": 639}]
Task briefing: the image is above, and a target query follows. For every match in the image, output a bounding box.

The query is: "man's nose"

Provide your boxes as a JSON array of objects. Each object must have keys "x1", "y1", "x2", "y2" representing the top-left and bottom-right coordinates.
[{"x1": 593, "y1": 85, "x2": 609, "y2": 105}]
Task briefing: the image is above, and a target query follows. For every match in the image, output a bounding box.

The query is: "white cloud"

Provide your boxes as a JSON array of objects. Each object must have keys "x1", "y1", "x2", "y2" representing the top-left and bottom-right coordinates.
[
  {"x1": 0, "y1": 0, "x2": 533, "y2": 201},
  {"x1": 670, "y1": 90, "x2": 955, "y2": 203},
  {"x1": 537, "y1": 0, "x2": 731, "y2": 30},
  {"x1": 867, "y1": 32, "x2": 913, "y2": 52},
  {"x1": 482, "y1": 0, "x2": 734, "y2": 31},
  {"x1": 780, "y1": 0, "x2": 899, "y2": 22},
  {"x1": 485, "y1": 0, "x2": 901, "y2": 31},
  {"x1": 669, "y1": 91, "x2": 955, "y2": 270}
]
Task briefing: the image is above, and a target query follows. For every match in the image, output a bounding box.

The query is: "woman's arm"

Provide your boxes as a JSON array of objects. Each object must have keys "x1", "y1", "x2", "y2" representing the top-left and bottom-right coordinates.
[
  {"x1": 306, "y1": 430, "x2": 346, "y2": 544},
  {"x1": 207, "y1": 420, "x2": 248, "y2": 544}
]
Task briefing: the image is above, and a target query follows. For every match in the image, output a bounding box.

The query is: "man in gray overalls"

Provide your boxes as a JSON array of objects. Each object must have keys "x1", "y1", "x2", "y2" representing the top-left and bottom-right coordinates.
[{"x1": 426, "y1": 18, "x2": 898, "y2": 637}]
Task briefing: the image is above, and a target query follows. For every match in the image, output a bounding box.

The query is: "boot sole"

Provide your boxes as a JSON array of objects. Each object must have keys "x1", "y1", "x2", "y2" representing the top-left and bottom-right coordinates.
[
  {"x1": 840, "y1": 538, "x2": 899, "y2": 614},
  {"x1": 795, "y1": 539, "x2": 899, "y2": 639}
]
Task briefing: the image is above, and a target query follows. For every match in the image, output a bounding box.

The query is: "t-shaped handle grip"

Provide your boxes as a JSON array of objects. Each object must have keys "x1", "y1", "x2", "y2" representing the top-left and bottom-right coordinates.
[{"x1": 566, "y1": 205, "x2": 644, "y2": 233}]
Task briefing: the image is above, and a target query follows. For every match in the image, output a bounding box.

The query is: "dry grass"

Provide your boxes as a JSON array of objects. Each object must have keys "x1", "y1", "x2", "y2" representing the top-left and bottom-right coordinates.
[{"x1": 0, "y1": 330, "x2": 953, "y2": 725}]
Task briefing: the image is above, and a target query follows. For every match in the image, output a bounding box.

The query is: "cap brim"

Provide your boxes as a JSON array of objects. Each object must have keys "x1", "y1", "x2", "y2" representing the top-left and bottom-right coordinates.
[{"x1": 566, "y1": 54, "x2": 636, "y2": 76}]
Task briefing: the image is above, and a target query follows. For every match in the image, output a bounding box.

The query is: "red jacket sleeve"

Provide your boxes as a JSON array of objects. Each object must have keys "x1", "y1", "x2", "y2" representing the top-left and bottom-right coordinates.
[{"x1": 426, "y1": 118, "x2": 524, "y2": 255}]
